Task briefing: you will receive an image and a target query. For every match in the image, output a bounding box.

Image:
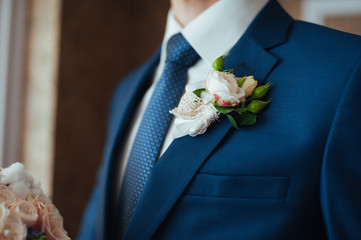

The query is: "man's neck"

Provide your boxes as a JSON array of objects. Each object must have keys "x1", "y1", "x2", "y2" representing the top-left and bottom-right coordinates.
[{"x1": 170, "y1": 0, "x2": 219, "y2": 27}]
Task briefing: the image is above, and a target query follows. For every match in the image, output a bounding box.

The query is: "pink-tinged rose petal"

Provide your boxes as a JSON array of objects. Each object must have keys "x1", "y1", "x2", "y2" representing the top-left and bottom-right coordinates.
[
  {"x1": 34, "y1": 202, "x2": 70, "y2": 240},
  {"x1": 219, "y1": 100, "x2": 231, "y2": 107},
  {"x1": 14, "y1": 200, "x2": 38, "y2": 227},
  {"x1": 205, "y1": 70, "x2": 245, "y2": 106}
]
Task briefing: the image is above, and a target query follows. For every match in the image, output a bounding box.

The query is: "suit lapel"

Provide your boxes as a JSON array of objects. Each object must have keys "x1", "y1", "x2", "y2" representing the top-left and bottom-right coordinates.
[
  {"x1": 124, "y1": 1, "x2": 293, "y2": 239},
  {"x1": 96, "y1": 49, "x2": 161, "y2": 240}
]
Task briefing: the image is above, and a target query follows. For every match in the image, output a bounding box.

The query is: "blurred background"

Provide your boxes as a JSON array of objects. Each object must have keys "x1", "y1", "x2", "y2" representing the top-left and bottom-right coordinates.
[{"x1": 0, "y1": 0, "x2": 360, "y2": 238}]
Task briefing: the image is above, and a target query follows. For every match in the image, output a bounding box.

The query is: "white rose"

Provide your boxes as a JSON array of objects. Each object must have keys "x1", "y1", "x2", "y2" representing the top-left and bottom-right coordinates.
[
  {"x1": 204, "y1": 70, "x2": 245, "y2": 107},
  {"x1": 242, "y1": 76, "x2": 258, "y2": 97},
  {"x1": 0, "y1": 163, "x2": 45, "y2": 199}
]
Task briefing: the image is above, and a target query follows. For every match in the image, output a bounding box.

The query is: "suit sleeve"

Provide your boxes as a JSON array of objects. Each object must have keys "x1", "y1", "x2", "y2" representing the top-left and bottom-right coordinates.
[
  {"x1": 76, "y1": 181, "x2": 101, "y2": 240},
  {"x1": 77, "y1": 82, "x2": 123, "y2": 240},
  {"x1": 321, "y1": 56, "x2": 361, "y2": 239}
]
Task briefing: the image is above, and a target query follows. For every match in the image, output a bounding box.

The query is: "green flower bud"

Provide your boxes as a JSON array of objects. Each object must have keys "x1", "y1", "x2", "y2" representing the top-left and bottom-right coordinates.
[
  {"x1": 252, "y1": 82, "x2": 271, "y2": 99},
  {"x1": 212, "y1": 56, "x2": 225, "y2": 71},
  {"x1": 246, "y1": 99, "x2": 272, "y2": 113}
]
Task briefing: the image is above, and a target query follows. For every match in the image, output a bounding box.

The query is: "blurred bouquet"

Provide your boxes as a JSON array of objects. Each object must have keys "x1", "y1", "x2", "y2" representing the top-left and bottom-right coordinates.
[{"x1": 0, "y1": 163, "x2": 70, "y2": 240}]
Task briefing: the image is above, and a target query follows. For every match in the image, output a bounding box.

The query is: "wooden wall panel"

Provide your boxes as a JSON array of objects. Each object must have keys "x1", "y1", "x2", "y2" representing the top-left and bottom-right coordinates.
[{"x1": 54, "y1": 0, "x2": 169, "y2": 237}]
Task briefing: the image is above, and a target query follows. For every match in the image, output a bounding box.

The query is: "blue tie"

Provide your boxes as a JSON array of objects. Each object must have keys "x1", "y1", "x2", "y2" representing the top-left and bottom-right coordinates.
[{"x1": 117, "y1": 33, "x2": 199, "y2": 237}]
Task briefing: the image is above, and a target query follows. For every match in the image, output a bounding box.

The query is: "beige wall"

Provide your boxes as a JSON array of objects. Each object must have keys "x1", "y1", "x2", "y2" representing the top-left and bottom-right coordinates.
[
  {"x1": 325, "y1": 14, "x2": 361, "y2": 36},
  {"x1": 279, "y1": 0, "x2": 361, "y2": 35},
  {"x1": 279, "y1": 0, "x2": 303, "y2": 19}
]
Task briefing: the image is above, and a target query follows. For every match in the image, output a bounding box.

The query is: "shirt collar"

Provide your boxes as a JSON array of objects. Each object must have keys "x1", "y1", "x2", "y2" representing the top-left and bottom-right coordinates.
[{"x1": 161, "y1": 0, "x2": 269, "y2": 67}]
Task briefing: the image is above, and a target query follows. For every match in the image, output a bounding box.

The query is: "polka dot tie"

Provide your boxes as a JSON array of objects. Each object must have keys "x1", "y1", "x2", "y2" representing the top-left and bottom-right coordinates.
[{"x1": 117, "y1": 33, "x2": 199, "y2": 237}]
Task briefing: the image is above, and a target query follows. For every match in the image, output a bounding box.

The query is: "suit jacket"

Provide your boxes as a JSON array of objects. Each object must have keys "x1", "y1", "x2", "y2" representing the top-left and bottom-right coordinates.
[{"x1": 78, "y1": 1, "x2": 361, "y2": 239}]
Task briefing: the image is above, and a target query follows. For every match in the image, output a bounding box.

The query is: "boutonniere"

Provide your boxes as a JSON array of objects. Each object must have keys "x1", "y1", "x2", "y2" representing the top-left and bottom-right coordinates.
[{"x1": 170, "y1": 56, "x2": 271, "y2": 137}]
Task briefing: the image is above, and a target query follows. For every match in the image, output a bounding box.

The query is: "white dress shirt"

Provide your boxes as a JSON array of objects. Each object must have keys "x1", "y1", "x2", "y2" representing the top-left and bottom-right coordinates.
[{"x1": 118, "y1": 0, "x2": 269, "y2": 189}]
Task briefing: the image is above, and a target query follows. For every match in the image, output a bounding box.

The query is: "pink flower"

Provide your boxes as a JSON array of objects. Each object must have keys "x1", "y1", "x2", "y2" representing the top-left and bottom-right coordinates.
[
  {"x1": 0, "y1": 203, "x2": 10, "y2": 231},
  {"x1": 0, "y1": 185, "x2": 18, "y2": 208},
  {"x1": 0, "y1": 206, "x2": 27, "y2": 240},
  {"x1": 33, "y1": 202, "x2": 70, "y2": 240},
  {"x1": 11, "y1": 200, "x2": 38, "y2": 228},
  {"x1": 0, "y1": 164, "x2": 70, "y2": 240}
]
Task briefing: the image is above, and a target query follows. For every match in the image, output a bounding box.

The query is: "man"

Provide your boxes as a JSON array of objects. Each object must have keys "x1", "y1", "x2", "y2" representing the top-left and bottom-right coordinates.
[{"x1": 78, "y1": 0, "x2": 361, "y2": 239}]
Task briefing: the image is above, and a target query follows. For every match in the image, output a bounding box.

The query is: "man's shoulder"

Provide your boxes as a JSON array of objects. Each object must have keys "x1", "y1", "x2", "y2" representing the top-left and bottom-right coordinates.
[
  {"x1": 116, "y1": 62, "x2": 153, "y2": 92},
  {"x1": 291, "y1": 20, "x2": 361, "y2": 54},
  {"x1": 106, "y1": 49, "x2": 160, "y2": 128},
  {"x1": 282, "y1": 20, "x2": 361, "y2": 76}
]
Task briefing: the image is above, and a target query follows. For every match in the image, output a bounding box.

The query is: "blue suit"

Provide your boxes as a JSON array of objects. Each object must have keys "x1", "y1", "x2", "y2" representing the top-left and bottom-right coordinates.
[{"x1": 78, "y1": 1, "x2": 361, "y2": 239}]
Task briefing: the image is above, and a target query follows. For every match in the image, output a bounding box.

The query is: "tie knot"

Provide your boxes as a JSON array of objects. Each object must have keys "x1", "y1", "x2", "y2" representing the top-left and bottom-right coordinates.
[{"x1": 166, "y1": 33, "x2": 199, "y2": 66}]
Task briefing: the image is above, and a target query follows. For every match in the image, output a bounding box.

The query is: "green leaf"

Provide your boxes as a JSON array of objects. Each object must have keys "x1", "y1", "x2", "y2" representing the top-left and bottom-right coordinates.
[
  {"x1": 227, "y1": 114, "x2": 239, "y2": 129},
  {"x1": 237, "y1": 77, "x2": 246, "y2": 87},
  {"x1": 240, "y1": 112, "x2": 257, "y2": 125},
  {"x1": 215, "y1": 106, "x2": 234, "y2": 114},
  {"x1": 235, "y1": 107, "x2": 246, "y2": 115},
  {"x1": 193, "y1": 88, "x2": 206, "y2": 98}
]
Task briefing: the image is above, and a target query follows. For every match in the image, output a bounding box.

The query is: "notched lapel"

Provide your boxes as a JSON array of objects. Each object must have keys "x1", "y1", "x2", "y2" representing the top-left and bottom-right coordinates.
[
  {"x1": 224, "y1": 36, "x2": 278, "y2": 84},
  {"x1": 225, "y1": 0, "x2": 293, "y2": 84},
  {"x1": 124, "y1": 2, "x2": 293, "y2": 239}
]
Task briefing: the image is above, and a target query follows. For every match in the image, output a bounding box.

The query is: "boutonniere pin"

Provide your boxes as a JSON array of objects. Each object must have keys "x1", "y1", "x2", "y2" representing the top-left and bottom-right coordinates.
[{"x1": 170, "y1": 56, "x2": 272, "y2": 137}]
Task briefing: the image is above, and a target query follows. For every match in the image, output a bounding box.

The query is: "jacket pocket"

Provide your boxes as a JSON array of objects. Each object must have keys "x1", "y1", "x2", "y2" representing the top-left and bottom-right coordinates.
[{"x1": 184, "y1": 173, "x2": 289, "y2": 199}]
